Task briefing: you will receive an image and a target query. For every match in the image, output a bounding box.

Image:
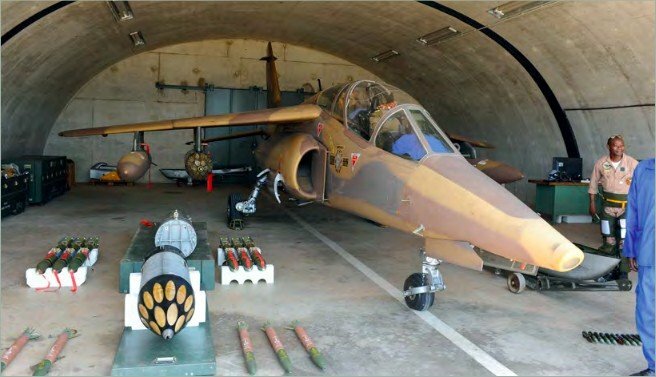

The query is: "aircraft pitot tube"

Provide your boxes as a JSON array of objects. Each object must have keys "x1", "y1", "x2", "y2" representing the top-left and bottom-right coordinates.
[{"x1": 138, "y1": 211, "x2": 197, "y2": 339}]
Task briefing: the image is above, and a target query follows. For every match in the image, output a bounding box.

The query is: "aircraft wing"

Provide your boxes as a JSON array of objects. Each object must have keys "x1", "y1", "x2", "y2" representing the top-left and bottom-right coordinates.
[
  {"x1": 447, "y1": 132, "x2": 495, "y2": 149},
  {"x1": 58, "y1": 104, "x2": 322, "y2": 137}
]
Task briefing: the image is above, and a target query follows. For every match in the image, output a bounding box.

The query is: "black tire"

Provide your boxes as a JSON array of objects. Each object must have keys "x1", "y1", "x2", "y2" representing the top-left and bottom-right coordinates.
[
  {"x1": 507, "y1": 273, "x2": 526, "y2": 294},
  {"x1": 403, "y1": 273, "x2": 435, "y2": 311},
  {"x1": 227, "y1": 193, "x2": 245, "y2": 230}
]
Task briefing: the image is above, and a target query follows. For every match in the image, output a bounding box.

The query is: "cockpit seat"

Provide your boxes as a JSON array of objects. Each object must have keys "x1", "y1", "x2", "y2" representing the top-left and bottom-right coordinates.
[{"x1": 378, "y1": 131, "x2": 397, "y2": 152}]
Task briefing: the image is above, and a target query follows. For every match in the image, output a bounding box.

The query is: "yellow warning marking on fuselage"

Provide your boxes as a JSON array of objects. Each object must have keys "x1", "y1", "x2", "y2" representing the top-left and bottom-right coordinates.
[
  {"x1": 167, "y1": 304, "x2": 178, "y2": 326},
  {"x1": 154, "y1": 306, "x2": 166, "y2": 328},
  {"x1": 165, "y1": 280, "x2": 176, "y2": 301},
  {"x1": 176, "y1": 285, "x2": 187, "y2": 305},
  {"x1": 153, "y1": 283, "x2": 164, "y2": 303}
]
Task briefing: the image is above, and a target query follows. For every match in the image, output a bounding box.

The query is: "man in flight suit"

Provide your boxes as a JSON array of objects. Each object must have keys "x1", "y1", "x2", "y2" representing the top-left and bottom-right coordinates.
[{"x1": 588, "y1": 135, "x2": 639, "y2": 279}]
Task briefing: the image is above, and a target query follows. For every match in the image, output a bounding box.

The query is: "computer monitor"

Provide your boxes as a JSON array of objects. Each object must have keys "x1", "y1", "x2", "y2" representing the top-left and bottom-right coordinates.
[{"x1": 552, "y1": 157, "x2": 583, "y2": 181}]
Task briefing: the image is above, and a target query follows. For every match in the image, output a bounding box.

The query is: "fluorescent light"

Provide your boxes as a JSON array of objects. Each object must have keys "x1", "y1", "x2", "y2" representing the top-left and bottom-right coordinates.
[
  {"x1": 371, "y1": 50, "x2": 399, "y2": 62},
  {"x1": 417, "y1": 26, "x2": 460, "y2": 46},
  {"x1": 107, "y1": 1, "x2": 134, "y2": 22},
  {"x1": 129, "y1": 31, "x2": 145, "y2": 47},
  {"x1": 488, "y1": 1, "x2": 550, "y2": 19}
]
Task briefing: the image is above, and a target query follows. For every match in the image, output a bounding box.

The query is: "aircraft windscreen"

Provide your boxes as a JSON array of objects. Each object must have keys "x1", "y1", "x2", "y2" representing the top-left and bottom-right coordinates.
[
  {"x1": 316, "y1": 83, "x2": 348, "y2": 112},
  {"x1": 408, "y1": 109, "x2": 454, "y2": 153}
]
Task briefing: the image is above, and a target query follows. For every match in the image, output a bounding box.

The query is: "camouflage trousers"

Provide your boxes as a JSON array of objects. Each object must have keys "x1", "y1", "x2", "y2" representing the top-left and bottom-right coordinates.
[{"x1": 600, "y1": 206, "x2": 630, "y2": 274}]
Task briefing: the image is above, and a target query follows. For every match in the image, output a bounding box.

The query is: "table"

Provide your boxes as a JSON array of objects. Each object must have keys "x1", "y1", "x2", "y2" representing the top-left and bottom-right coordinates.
[{"x1": 529, "y1": 179, "x2": 600, "y2": 223}]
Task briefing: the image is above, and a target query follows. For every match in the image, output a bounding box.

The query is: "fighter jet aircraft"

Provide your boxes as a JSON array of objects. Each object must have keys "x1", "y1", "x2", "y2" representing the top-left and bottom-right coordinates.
[{"x1": 60, "y1": 43, "x2": 583, "y2": 311}]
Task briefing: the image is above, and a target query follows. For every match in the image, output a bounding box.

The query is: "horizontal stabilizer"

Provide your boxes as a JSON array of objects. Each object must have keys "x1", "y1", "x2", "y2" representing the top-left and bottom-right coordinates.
[
  {"x1": 424, "y1": 239, "x2": 483, "y2": 271},
  {"x1": 59, "y1": 104, "x2": 322, "y2": 137}
]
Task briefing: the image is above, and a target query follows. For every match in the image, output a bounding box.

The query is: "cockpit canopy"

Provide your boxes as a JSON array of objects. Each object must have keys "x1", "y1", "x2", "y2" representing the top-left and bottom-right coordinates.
[
  {"x1": 316, "y1": 80, "x2": 455, "y2": 161},
  {"x1": 316, "y1": 80, "x2": 419, "y2": 141}
]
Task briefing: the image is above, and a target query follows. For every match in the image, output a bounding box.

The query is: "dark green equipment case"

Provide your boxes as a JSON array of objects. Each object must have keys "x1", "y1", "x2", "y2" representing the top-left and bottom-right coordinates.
[
  {"x1": 4, "y1": 155, "x2": 68, "y2": 204},
  {"x1": 1, "y1": 170, "x2": 30, "y2": 217}
]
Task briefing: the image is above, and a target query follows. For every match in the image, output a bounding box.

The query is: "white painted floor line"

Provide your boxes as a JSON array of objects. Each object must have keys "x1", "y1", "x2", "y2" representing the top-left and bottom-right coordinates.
[{"x1": 287, "y1": 210, "x2": 517, "y2": 377}]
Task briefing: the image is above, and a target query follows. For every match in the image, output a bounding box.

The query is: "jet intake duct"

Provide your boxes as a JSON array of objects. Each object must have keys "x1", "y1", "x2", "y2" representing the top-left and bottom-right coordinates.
[
  {"x1": 138, "y1": 246, "x2": 195, "y2": 340},
  {"x1": 265, "y1": 133, "x2": 326, "y2": 201}
]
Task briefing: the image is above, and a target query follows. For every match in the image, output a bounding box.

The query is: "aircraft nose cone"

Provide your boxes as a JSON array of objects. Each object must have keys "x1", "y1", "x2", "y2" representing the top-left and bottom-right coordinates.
[
  {"x1": 517, "y1": 220, "x2": 584, "y2": 272},
  {"x1": 552, "y1": 242, "x2": 585, "y2": 271},
  {"x1": 412, "y1": 155, "x2": 583, "y2": 272}
]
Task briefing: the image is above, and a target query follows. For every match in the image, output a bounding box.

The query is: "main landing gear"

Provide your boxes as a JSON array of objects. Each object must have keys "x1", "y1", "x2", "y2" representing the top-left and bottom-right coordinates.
[{"x1": 402, "y1": 249, "x2": 446, "y2": 311}]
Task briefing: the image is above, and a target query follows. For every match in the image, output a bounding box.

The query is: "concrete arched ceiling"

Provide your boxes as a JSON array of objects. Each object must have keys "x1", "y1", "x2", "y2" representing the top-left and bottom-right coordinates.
[{"x1": 2, "y1": 1, "x2": 654, "y2": 200}]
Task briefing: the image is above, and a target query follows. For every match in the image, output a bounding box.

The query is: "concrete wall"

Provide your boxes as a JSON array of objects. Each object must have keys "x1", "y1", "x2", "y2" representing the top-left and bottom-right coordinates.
[
  {"x1": 43, "y1": 39, "x2": 385, "y2": 182},
  {"x1": 5, "y1": 1, "x2": 655, "y2": 206}
]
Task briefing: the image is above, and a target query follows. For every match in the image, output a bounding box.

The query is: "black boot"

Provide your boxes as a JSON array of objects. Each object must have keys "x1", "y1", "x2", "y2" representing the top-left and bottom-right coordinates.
[{"x1": 630, "y1": 368, "x2": 655, "y2": 376}]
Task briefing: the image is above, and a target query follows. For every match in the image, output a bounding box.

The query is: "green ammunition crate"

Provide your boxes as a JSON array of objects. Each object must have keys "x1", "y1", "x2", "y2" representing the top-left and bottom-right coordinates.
[
  {"x1": 119, "y1": 222, "x2": 215, "y2": 293},
  {"x1": 1, "y1": 171, "x2": 29, "y2": 217},
  {"x1": 3, "y1": 155, "x2": 68, "y2": 204}
]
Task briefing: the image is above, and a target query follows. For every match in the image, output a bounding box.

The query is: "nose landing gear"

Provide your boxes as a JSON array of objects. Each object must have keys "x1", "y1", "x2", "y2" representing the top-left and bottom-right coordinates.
[{"x1": 403, "y1": 249, "x2": 446, "y2": 311}]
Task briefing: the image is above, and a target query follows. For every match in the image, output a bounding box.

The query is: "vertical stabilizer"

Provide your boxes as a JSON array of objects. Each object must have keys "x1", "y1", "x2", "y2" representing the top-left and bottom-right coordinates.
[{"x1": 260, "y1": 42, "x2": 282, "y2": 108}]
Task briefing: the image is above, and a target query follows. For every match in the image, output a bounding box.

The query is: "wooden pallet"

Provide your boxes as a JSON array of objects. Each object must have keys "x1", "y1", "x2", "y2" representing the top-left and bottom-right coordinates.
[{"x1": 89, "y1": 179, "x2": 135, "y2": 186}]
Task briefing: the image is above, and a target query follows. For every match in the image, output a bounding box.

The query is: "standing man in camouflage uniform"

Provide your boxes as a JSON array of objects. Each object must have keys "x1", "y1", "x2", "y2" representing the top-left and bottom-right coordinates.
[{"x1": 588, "y1": 135, "x2": 639, "y2": 279}]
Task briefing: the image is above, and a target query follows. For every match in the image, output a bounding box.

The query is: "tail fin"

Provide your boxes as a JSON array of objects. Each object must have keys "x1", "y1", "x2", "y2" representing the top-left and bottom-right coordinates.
[{"x1": 260, "y1": 42, "x2": 282, "y2": 108}]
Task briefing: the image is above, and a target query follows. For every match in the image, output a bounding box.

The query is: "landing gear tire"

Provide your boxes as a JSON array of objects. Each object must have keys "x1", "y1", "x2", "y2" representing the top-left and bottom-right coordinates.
[
  {"x1": 507, "y1": 272, "x2": 526, "y2": 294},
  {"x1": 403, "y1": 273, "x2": 435, "y2": 311},
  {"x1": 227, "y1": 193, "x2": 244, "y2": 230}
]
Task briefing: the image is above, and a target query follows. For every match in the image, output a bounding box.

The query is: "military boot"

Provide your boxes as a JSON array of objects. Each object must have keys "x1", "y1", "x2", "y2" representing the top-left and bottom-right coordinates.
[{"x1": 598, "y1": 241, "x2": 615, "y2": 254}]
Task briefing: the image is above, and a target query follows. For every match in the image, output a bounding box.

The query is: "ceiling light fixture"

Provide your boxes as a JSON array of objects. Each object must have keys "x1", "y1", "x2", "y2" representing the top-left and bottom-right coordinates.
[
  {"x1": 371, "y1": 50, "x2": 399, "y2": 62},
  {"x1": 488, "y1": 1, "x2": 550, "y2": 19},
  {"x1": 107, "y1": 1, "x2": 134, "y2": 22},
  {"x1": 129, "y1": 31, "x2": 145, "y2": 47},
  {"x1": 417, "y1": 26, "x2": 460, "y2": 46}
]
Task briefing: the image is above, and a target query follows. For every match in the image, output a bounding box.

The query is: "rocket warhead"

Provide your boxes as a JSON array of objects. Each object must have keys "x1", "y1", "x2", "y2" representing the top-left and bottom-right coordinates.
[{"x1": 138, "y1": 247, "x2": 195, "y2": 339}]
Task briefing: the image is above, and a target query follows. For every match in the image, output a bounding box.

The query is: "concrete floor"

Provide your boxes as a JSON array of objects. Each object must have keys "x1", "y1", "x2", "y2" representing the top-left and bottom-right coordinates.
[{"x1": 0, "y1": 184, "x2": 645, "y2": 376}]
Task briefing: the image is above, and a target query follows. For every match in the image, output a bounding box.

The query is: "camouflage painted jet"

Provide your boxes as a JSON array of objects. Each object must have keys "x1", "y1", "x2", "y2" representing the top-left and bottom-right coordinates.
[{"x1": 60, "y1": 43, "x2": 583, "y2": 310}]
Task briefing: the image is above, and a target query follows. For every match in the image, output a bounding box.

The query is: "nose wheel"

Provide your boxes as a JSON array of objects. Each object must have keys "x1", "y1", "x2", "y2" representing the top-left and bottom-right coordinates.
[
  {"x1": 403, "y1": 249, "x2": 446, "y2": 311},
  {"x1": 403, "y1": 273, "x2": 435, "y2": 311}
]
